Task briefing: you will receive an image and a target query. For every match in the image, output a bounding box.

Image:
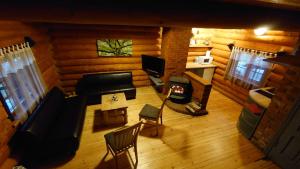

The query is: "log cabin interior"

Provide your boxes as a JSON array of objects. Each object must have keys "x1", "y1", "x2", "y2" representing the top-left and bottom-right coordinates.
[{"x1": 0, "y1": 0, "x2": 300, "y2": 169}]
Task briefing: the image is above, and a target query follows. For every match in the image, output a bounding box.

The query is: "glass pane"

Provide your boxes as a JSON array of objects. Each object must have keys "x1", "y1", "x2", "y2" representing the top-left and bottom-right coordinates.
[
  {"x1": 229, "y1": 50, "x2": 271, "y2": 86},
  {"x1": 236, "y1": 61, "x2": 247, "y2": 77},
  {"x1": 5, "y1": 98, "x2": 15, "y2": 113},
  {"x1": 0, "y1": 89, "x2": 7, "y2": 98},
  {"x1": 249, "y1": 68, "x2": 265, "y2": 82}
]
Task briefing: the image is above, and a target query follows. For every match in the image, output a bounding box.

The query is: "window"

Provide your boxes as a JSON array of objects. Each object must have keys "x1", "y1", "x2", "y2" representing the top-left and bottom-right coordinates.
[
  {"x1": 225, "y1": 47, "x2": 273, "y2": 89},
  {"x1": 0, "y1": 81, "x2": 16, "y2": 114},
  {"x1": 0, "y1": 45, "x2": 46, "y2": 121}
]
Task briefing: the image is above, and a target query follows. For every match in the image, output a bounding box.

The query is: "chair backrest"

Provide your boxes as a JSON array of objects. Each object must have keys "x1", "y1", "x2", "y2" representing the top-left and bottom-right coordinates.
[
  {"x1": 158, "y1": 89, "x2": 172, "y2": 117},
  {"x1": 111, "y1": 121, "x2": 142, "y2": 151}
]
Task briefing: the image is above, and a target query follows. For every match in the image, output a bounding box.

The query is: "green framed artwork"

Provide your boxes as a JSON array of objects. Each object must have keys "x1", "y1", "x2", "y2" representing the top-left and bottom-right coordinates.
[{"x1": 97, "y1": 39, "x2": 133, "y2": 56}]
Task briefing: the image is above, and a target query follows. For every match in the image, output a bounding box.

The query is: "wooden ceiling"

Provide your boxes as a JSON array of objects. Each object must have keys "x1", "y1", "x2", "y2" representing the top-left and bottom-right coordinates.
[
  {"x1": 1, "y1": 0, "x2": 300, "y2": 30},
  {"x1": 225, "y1": 0, "x2": 300, "y2": 10}
]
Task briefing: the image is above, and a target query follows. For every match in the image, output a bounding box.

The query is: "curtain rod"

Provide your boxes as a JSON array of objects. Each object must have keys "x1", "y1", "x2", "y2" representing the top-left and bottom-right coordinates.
[
  {"x1": 227, "y1": 43, "x2": 282, "y2": 56},
  {"x1": 0, "y1": 37, "x2": 35, "y2": 51}
]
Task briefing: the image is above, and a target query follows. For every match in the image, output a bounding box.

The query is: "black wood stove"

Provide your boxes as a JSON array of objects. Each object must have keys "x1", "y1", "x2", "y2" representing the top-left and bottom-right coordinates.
[{"x1": 169, "y1": 76, "x2": 193, "y2": 104}]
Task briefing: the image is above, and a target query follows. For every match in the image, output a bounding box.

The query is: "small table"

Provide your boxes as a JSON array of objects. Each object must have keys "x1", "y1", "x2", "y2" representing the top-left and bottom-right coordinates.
[{"x1": 101, "y1": 93, "x2": 128, "y2": 125}]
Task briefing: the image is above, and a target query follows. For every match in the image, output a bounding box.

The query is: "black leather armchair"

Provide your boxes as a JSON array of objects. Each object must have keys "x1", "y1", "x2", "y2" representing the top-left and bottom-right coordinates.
[
  {"x1": 18, "y1": 87, "x2": 87, "y2": 160},
  {"x1": 76, "y1": 71, "x2": 136, "y2": 105}
]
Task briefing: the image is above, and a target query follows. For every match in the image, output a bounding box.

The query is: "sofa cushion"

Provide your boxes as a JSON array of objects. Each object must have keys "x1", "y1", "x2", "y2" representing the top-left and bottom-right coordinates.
[
  {"x1": 20, "y1": 87, "x2": 65, "y2": 143},
  {"x1": 47, "y1": 95, "x2": 87, "y2": 140},
  {"x1": 100, "y1": 84, "x2": 135, "y2": 94},
  {"x1": 82, "y1": 72, "x2": 132, "y2": 86},
  {"x1": 44, "y1": 95, "x2": 87, "y2": 155},
  {"x1": 76, "y1": 71, "x2": 136, "y2": 105},
  {"x1": 80, "y1": 87, "x2": 102, "y2": 95}
]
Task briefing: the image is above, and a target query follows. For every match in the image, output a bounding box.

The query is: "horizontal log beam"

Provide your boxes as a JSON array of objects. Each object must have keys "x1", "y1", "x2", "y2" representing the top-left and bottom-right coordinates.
[
  {"x1": 0, "y1": 158, "x2": 17, "y2": 169},
  {"x1": 212, "y1": 78, "x2": 248, "y2": 99},
  {"x1": 188, "y1": 47, "x2": 210, "y2": 52},
  {"x1": 211, "y1": 43, "x2": 231, "y2": 52},
  {"x1": 0, "y1": 119, "x2": 15, "y2": 148},
  {"x1": 212, "y1": 61, "x2": 227, "y2": 70},
  {"x1": 54, "y1": 51, "x2": 161, "y2": 59},
  {"x1": 212, "y1": 37, "x2": 295, "y2": 53},
  {"x1": 52, "y1": 38, "x2": 161, "y2": 46},
  {"x1": 215, "y1": 68, "x2": 225, "y2": 76},
  {"x1": 50, "y1": 31, "x2": 160, "y2": 39},
  {"x1": 188, "y1": 52, "x2": 207, "y2": 56},
  {"x1": 60, "y1": 70, "x2": 148, "y2": 80},
  {"x1": 264, "y1": 81, "x2": 282, "y2": 89},
  {"x1": 58, "y1": 64, "x2": 143, "y2": 74},
  {"x1": 267, "y1": 72, "x2": 284, "y2": 83},
  {"x1": 53, "y1": 44, "x2": 161, "y2": 52},
  {"x1": 212, "y1": 55, "x2": 229, "y2": 65},
  {"x1": 211, "y1": 48, "x2": 231, "y2": 59},
  {"x1": 56, "y1": 58, "x2": 141, "y2": 66},
  {"x1": 212, "y1": 73, "x2": 248, "y2": 96},
  {"x1": 1, "y1": 1, "x2": 300, "y2": 30},
  {"x1": 0, "y1": 145, "x2": 10, "y2": 166},
  {"x1": 212, "y1": 83, "x2": 245, "y2": 106},
  {"x1": 61, "y1": 75, "x2": 149, "y2": 87},
  {"x1": 214, "y1": 32, "x2": 298, "y2": 46},
  {"x1": 63, "y1": 79, "x2": 151, "y2": 93},
  {"x1": 47, "y1": 24, "x2": 160, "y2": 32},
  {"x1": 272, "y1": 64, "x2": 287, "y2": 75},
  {"x1": 215, "y1": 29, "x2": 299, "y2": 37}
]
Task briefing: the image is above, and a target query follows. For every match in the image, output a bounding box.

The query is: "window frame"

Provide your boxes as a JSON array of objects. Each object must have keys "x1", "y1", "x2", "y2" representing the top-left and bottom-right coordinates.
[
  {"x1": 230, "y1": 52, "x2": 269, "y2": 86},
  {"x1": 0, "y1": 81, "x2": 15, "y2": 120}
]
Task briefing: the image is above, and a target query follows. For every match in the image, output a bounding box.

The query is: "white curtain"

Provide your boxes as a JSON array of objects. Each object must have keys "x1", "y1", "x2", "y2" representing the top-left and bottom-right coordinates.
[
  {"x1": 225, "y1": 46, "x2": 274, "y2": 89},
  {"x1": 0, "y1": 43, "x2": 46, "y2": 122}
]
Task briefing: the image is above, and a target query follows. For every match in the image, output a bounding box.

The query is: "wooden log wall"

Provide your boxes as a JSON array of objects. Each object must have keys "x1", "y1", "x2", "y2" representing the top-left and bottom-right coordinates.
[
  {"x1": 0, "y1": 104, "x2": 16, "y2": 169},
  {"x1": 161, "y1": 27, "x2": 192, "y2": 93},
  {"x1": 187, "y1": 46, "x2": 211, "y2": 63},
  {"x1": 0, "y1": 21, "x2": 60, "y2": 169},
  {"x1": 188, "y1": 28, "x2": 215, "y2": 63},
  {"x1": 48, "y1": 25, "x2": 162, "y2": 93},
  {"x1": 210, "y1": 29, "x2": 299, "y2": 105}
]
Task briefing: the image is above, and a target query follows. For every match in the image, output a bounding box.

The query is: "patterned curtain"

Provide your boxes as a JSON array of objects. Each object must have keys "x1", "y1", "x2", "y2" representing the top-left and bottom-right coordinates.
[
  {"x1": 0, "y1": 43, "x2": 46, "y2": 122},
  {"x1": 225, "y1": 46, "x2": 274, "y2": 90}
]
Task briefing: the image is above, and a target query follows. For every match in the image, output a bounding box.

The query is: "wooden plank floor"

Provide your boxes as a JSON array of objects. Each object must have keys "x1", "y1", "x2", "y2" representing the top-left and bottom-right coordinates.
[{"x1": 42, "y1": 87, "x2": 280, "y2": 169}]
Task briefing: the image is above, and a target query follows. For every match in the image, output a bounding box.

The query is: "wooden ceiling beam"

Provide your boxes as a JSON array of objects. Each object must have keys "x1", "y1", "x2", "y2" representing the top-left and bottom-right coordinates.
[{"x1": 1, "y1": 1, "x2": 300, "y2": 30}]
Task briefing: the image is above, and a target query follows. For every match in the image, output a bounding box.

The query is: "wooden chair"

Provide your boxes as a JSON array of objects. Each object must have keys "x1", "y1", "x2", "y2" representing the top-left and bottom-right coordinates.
[
  {"x1": 139, "y1": 90, "x2": 171, "y2": 136},
  {"x1": 103, "y1": 122, "x2": 142, "y2": 169}
]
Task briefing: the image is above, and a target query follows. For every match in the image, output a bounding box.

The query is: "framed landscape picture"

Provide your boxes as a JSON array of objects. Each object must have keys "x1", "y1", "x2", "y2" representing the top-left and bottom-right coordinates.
[{"x1": 97, "y1": 39, "x2": 133, "y2": 56}]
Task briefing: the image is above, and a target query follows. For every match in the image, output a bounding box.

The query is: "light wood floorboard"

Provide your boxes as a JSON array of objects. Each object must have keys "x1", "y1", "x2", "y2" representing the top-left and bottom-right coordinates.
[{"x1": 42, "y1": 86, "x2": 280, "y2": 169}]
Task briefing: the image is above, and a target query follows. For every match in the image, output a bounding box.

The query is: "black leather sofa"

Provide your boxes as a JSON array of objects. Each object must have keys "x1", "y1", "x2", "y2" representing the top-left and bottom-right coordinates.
[
  {"x1": 18, "y1": 87, "x2": 87, "y2": 160},
  {"x1": 76, "y1": 71, "x2": 136, "y2": 105}
]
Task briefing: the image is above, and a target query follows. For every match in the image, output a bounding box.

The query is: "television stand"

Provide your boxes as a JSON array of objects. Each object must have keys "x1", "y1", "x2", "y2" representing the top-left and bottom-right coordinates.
[{"x1": 149, "y1": 75, "x2": 164, "y2": 93}]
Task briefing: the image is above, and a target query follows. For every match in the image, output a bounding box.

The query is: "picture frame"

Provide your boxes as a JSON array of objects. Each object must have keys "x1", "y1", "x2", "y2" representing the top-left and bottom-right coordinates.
[{"x1": 96, "y1": 39, "x2": 133, "y2": 56}]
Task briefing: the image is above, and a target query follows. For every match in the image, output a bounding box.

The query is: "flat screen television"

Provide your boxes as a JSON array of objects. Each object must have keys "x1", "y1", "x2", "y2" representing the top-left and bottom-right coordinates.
[{"x1": 141, "y1": 55, "x2": 165, "y2": 77}]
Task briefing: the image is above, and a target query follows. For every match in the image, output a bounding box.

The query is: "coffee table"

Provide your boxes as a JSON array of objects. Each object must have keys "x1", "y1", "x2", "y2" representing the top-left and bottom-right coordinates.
[{"x1": 101, "y1": 93, "x2": 128, "y2": 125}]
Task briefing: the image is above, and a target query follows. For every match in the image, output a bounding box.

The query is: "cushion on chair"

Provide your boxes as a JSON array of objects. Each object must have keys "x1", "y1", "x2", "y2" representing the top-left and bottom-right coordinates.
[
  {"x1": 104, "y1": 122, "x2": 142, "y2": 154},
  {"x1": 139, "y1": 104, "x2": 160, "y2": 119},
  {"x1": 104, "y1": 132, "x2": 118, "y2": 151},
  {"x1": 104, "y1": 131, "x2": 129, "y2": 152}
]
